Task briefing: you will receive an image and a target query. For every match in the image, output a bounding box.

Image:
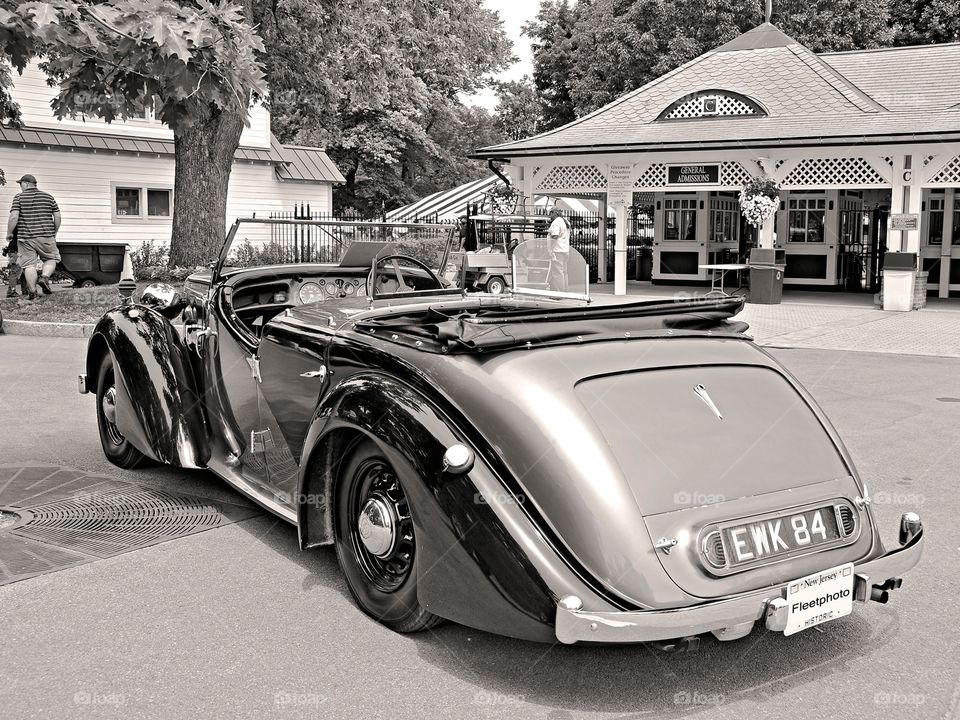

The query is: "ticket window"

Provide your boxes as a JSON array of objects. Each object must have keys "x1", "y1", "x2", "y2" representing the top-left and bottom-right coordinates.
[
  {"x1": 788, "y1": 197, "x2": 827, "y2": 244},
  {"x1": 663, "y1": 198, "x2": 697, "y2": 241},
  {"x1": 782, "y1": 195, "x2": 835, "y2": 285},
  {"x1": 709, "y1": 194, "x2": 739, "y2": 263}
]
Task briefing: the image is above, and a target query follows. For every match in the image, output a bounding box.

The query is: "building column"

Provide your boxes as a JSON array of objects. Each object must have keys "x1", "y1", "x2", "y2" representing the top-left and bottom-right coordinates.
[
  {"x1": 940, "y1": 188, "x2": 954, "y2": 299},
  {"x1": 889, "y1": 155, "x2": 907, "y2": 252},
  {"x1": 597, "y1": 194, "x2": 608, "y2": 283},
  {"x1": 614, "y1": 202, "x2": 628, "y2": 295}
]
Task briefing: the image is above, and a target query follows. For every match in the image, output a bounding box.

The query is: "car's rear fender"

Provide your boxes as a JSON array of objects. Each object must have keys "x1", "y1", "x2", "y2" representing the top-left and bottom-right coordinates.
[
  {"x1": 85, "y1": 306, "x2": 209, "y2": 468},
  {"x1": 296, "y1": 373, "x2": 617, "y2": 642}
]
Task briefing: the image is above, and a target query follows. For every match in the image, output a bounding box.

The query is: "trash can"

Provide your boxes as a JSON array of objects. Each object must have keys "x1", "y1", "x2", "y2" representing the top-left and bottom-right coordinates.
[
  {"x1": 881, "y1": 252, "x2": 917, "y2": 312},
  {"x1": 748, "y1": 248, "x2": 785, "y2": 305}
]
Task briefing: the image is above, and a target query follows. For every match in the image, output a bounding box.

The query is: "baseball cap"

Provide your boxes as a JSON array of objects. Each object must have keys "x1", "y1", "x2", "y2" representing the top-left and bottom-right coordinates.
[{"x1": 17, "y1": 174, "x2": 37, "y2": 184}]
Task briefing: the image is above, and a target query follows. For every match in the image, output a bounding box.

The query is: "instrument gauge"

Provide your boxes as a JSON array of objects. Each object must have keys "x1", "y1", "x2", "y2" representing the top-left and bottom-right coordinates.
[
  {"x1": 325, "y1": 280, "x2": 339, "y2": 296},
  {"x1": 298, "y1": 282, "x2": 324, "y2": 305},
  {"x1": 343, "y1": 282, "x2": 356, "y2": 296}
]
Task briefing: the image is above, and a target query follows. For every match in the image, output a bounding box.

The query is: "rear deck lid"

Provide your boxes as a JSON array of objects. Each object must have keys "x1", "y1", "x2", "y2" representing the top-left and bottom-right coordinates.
[{"x1": 575, "y1": 365, "x2": 850, "y2": 516}]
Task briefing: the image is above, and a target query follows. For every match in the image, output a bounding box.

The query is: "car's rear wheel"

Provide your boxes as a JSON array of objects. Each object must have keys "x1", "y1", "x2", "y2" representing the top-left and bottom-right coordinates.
[
  {"x1": 77, "y1": 278, "x2": 98, "y2": 288},
  {"x1": 95, "y1": 354, "x2": 148, "y2": 469},
  {"x1": 334, "y1": 438, "x2": 441, "y2": 633}
]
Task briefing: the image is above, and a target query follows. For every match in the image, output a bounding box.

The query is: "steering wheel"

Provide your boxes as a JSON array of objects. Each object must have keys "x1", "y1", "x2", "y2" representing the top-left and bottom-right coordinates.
[{"x1": 365, "y1": 254, "x2": 444, "y2": 301}]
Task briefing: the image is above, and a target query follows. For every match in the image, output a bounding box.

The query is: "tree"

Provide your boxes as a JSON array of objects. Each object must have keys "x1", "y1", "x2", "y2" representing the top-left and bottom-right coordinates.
[
  {"x1": 257, "y1": 0, "x2": 512, "y2": 215},
  {"x1": 493, "y1": 76, "x2": 542, "y2": 141},
  {"x1": 891, "y1": 0, "x2": 960, "y2": 45},
  {"x1": 0, "y1": 0, "x2": 266, "y2": 266},
  {"x1": 527, "y1": 0, "x2": 896, "y2": 119},
  {"x1": 522, "y1": 0, "x2": 578, "y2": 131}
]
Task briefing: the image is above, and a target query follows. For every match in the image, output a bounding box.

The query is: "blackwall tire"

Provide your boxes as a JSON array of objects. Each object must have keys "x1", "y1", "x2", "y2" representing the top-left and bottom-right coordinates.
[
  {"x1": 95, "y1": 353, "x2": 149, "y2": 469},
  {"x1": 333, "y1": 438, "x2": 441, "y2": 633}
]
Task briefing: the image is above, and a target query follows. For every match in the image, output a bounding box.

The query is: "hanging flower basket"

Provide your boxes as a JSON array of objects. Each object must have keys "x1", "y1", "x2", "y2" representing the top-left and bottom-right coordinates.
[
  {"x1": 739, "y1": 177, "x2": 780, "y2": 227},
  {"x1": 485, "y1": 182, "x2": 521, "y2": 214}
]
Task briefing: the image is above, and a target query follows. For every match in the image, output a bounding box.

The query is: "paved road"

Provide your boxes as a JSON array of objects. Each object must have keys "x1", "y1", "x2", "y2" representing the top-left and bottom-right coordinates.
[{"x1": 1, "y1": 335, "x2": 958, "y2": 719}]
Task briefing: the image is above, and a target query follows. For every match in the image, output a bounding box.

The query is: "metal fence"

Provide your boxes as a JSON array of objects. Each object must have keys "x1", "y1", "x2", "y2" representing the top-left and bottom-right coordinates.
[{"x1": 258, "y1": 205, "x2": 455, "y2": 268}]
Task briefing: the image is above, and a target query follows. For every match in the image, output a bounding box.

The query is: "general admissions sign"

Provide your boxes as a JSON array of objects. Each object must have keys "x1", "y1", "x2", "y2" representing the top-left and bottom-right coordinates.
[{"x1": 667, "y1": 164, "x2": 720, "y2": 186}]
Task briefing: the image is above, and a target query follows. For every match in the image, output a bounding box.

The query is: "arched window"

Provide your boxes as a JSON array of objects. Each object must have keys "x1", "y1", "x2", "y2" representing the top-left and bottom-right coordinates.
[{"x1": 657, "y1": 90, "x2": 766, "y2": 121}]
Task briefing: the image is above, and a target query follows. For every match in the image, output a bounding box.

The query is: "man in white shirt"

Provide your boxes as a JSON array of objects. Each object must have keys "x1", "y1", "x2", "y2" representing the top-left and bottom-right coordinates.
[{"x1": 547, "y1": 207, "x2": 570, "y2": 291}]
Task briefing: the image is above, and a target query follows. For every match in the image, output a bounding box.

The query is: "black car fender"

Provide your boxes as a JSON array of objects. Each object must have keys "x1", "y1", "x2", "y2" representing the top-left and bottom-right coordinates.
[
  {"x1": 85, "y1": 306, "x2": 209, "y2": 468},
  {"x1": 296, "y1": 373, "x2": 559, "y2": 642}
]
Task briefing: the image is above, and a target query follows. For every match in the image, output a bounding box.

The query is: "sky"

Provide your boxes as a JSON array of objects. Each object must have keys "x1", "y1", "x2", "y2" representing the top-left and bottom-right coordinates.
[{"x1": 464, "y1": 0, "x2": 540, "y2": 111}]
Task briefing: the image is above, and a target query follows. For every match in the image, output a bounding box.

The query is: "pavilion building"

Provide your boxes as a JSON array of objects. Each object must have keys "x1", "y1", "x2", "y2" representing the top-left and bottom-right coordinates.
[{"x1": 474, "y1": 23, "x2": 960, "y2": 307}]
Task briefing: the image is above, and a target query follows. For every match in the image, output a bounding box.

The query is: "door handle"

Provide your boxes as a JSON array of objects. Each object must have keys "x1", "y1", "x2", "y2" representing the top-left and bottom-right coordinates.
[{"x1": 300, "y1": 366, "x2": 327, "y2": 380}]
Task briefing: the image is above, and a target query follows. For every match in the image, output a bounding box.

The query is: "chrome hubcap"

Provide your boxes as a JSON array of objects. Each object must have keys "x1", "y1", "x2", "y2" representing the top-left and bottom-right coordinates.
[
  {"x1": 358, "y1": 497, "x2": 396, "y2": 558},
  {"x1": 102, "y1": 387, "x2": 118, "y2": 425}
]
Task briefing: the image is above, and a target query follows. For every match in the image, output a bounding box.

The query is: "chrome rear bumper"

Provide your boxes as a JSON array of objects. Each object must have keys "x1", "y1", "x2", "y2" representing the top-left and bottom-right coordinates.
[{"x1": 555, "y1": 517, "x2": 923, "y2": 645}]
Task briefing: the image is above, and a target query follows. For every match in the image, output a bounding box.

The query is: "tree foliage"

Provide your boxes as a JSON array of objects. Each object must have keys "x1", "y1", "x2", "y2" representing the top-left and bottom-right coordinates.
[
  {"x1": 493, "y1": 76, "x2": 543, "y2": 141},
  {"x1": 525, "y1": 0, "x2": 901, "y2": 120},
  {"x1": 521, "y1": 0, "x2": 577, "y2": 131},
  {"x1": 0, "y1": 0, "x2": 267, "y2": 265},
  {"x1": 891, "y1": 0, "x2": 960, "y2": 45},
  {"x1": 256, "y1": 0, "x2": 512, "y2": 215}
]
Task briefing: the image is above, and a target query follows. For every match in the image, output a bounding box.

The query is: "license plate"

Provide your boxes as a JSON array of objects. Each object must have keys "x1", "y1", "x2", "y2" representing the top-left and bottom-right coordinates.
[
  {"x1": 722, "y1": 505, "x2": 840, "y2": 566},
  {"x1": 784, "y1": 563, "x2": 854, "y2": 635}
]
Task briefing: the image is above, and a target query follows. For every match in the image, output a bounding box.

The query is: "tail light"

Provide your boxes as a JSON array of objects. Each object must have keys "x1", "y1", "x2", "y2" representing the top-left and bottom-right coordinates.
[{"x1": 701, "y1": 530, "x2": 726, "y2": 568}]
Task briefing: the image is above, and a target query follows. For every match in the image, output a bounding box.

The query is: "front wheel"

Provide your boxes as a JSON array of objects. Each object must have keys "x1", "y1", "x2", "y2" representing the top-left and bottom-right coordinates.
[
  {"x1": 334, "y1": 438, "x2": 441, "y2": 633},
  {"x1": 95, "y1": 354, "x2": 149, "y2": 469}
]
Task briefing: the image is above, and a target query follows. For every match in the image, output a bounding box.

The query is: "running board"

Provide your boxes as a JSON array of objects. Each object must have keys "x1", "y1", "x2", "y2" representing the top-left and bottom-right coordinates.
[{"x1": 207, "y1": 459, "x2": 298, "y2": 525}]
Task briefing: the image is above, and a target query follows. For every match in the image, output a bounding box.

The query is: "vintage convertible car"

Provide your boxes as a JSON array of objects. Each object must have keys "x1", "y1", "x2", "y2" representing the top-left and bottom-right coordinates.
[{"x1": 79, "y1": 218, "x2": 923, "y2": 645}]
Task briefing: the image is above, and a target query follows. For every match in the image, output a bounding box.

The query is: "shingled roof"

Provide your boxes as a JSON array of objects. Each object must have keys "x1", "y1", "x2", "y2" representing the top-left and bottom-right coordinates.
[
  {"x1": 476, "y1": 23, "x2": 960, "y2": 157},
  {"x1": 0, "y1": 124, "x2": 344, "y2": 183}
]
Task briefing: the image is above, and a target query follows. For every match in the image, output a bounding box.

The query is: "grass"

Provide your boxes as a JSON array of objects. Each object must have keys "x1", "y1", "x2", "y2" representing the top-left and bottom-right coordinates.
[{"x1": 0, "y1": 281, "x2": 179, "y2": 324}]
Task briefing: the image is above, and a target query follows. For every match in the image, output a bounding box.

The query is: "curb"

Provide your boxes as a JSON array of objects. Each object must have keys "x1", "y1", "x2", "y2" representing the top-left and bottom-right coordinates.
[{"x1": 1, "y1": 318, "x2": 95, "y2": 337}]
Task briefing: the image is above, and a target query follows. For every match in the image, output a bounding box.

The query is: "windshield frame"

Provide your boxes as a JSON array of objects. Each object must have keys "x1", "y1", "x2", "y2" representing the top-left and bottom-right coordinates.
[{"x1": 214, "y1": 217, "x2": 459, "y2": 284}]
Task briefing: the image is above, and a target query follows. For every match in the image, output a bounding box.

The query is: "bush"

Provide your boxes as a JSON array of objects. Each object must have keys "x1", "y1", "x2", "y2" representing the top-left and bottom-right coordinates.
[
  {"x1": 229, "y1": 238, "x2": 289, "y2": 267},
  {"x1": 131, "y1": 239, "x2": 170, "y2": 270},
  {"x1": 135, "y1": 265, "x2": 197, "y2": 283}
]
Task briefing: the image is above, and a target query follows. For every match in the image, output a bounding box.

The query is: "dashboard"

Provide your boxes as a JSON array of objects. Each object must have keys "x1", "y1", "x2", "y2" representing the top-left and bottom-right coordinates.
[{"x1": 231, "y1": 274, "x2": 367, "y2": 313}]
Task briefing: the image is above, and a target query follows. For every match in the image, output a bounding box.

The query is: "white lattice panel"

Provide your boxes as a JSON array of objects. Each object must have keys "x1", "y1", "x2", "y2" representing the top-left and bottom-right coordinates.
[
  {"x1": 924, "y1": 155, "x2": 936, "y2": 167},
  {"x1": 930, "y1": 155, "x2": 960, "y2": 184},
  {"x1": 883, "y1": 156, "x2": 894, "y2": 167},
  {"x1": 721, "y1": 161, "x2": 753, "y2": 187},
  {"x1": 663, "y1": 93, "x2": 759, "y2": 119},
  {"x1": 537, "y1": 165, "x2": 607, "y2": 191},
  {"x1": 781, "y1": 157, "x2": 888, "y2": 187},
  {"x1": 634, "y1": 163, "x2": 666, "y2": 188}
]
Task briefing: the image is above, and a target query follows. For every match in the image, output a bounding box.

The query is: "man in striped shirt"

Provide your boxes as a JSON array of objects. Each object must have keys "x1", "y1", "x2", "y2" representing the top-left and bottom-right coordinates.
[{"x1": 6, "y1": 174, "x2": 61, "y2": 300}]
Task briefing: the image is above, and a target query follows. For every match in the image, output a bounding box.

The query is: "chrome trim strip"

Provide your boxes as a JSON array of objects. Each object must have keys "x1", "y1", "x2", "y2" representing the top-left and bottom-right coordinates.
[
  {"x1": 208, "y1": 459, "x2": 298, "y2": 525},
  {"x1": 556, "y1": 523, "x2": 923, "y2": 644}
]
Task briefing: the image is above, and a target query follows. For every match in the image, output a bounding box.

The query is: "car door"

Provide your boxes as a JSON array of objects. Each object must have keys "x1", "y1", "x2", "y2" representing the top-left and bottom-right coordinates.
[
  {"x1": 199, "y1": 285, "x2": 276, "y2": 497},
  {"x1": 254, "y1": 313, "x2": 336, "y2": 506}
]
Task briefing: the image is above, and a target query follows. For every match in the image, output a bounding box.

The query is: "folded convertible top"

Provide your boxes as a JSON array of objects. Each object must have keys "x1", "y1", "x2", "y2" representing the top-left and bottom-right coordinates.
[{"x1": 353, "y1": 296, "x2": 748, "y2": 353}]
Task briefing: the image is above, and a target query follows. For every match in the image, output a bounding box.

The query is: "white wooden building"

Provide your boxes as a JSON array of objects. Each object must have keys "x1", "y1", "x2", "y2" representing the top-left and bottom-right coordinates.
[
  {"x1": 476, "y1": 23, "x2": 960, "y2": 308},
  {"x1": 0, "y1": 62, "x2": 344, "y2": 251}
]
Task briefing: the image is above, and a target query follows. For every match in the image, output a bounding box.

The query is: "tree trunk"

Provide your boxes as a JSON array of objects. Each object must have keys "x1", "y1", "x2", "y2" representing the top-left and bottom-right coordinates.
[{"x1": 168, "y1": 106, "x2": 246, "y2": 267}]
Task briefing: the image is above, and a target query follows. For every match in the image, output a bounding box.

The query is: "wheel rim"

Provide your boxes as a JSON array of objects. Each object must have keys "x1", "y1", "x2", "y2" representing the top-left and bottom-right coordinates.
[
  {"x1": 101, "y1": 385, "x2": 124, "y2": 446},
  {"x1": 348, "y1": 458, "x2": 414, "y2": 593},
  {"x1": 489, "y1": 279, "x2": 504, "y2": 294}
]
